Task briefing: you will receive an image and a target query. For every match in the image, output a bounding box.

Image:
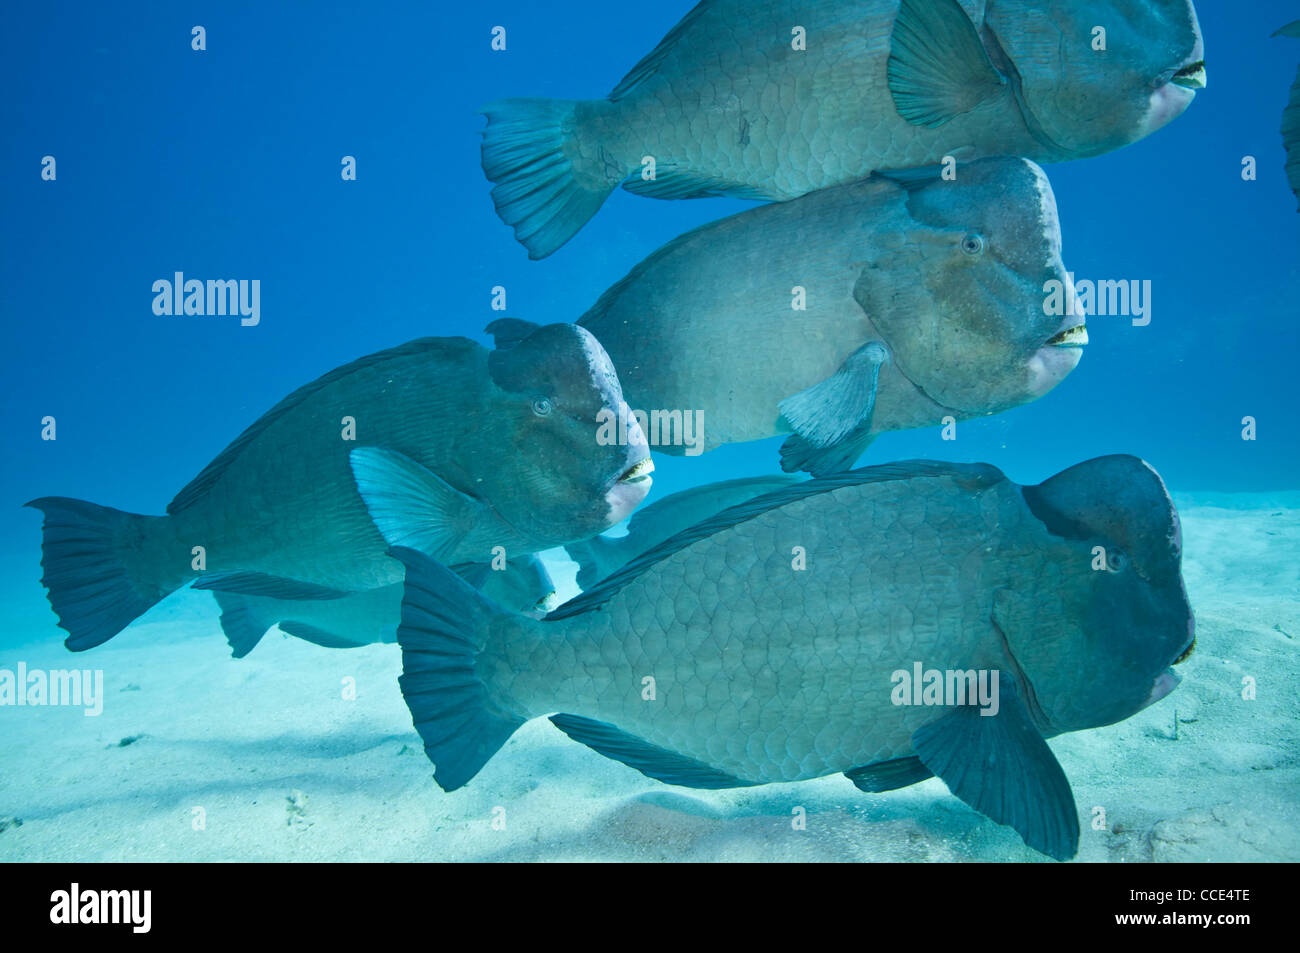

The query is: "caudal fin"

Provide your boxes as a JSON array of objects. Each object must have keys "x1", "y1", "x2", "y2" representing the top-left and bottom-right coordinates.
[
  {"x1": 480, "y1": 98, "x2": 620, "y2": 259},
  {"x1": 390, "y1": 546, "x2": 527, "y2": 791},
  {"x1": 25, "y1": 497, "x2": 183, "y2": 651}
]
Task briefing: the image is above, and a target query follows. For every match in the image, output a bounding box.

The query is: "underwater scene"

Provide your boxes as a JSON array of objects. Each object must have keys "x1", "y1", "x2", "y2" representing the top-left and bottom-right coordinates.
[{"x1": 1, "y1": 0, "x2": 1297, "y2": 864}]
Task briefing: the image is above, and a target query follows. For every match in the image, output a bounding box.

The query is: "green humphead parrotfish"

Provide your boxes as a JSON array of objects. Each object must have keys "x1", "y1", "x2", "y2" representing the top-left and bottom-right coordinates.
[
  {"x1": 27, "y1": 324, "x2": 653, "y2": 652},
  {"x1": 481, "y1": 0, "x2": 1207, "y2": 258},
  {"x1": 1275, "y1": 20, "x2": 1300, "y2": 210},
  {"x1": 566, "y1": 475, "x2": 805, "y2": 590},
  {"x1": 565, "y1": 156, "x2": 1088, "y2": 476},
  {"x1": 390, "y1": 454, "x2": 1195, "y2": 860},
  {"x1": 199, "y1": 555, "x2": 559, "y2": 658}
]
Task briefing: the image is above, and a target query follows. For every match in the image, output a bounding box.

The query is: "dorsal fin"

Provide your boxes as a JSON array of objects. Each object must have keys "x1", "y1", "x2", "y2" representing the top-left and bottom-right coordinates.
[
  {"x1": 608, "y1": 2, "x2": 711, "y2": 101},
  {"x1": 483, "y1": 318, "x2": 540, "y2": 350},
  {"x1": 623, "y1": 475, "x2": 803, "y2": 536},
  {"x1": 167, "y1": 337, "x2": 476, "y2": 514},
  {"x1": 546, "y1": 461, "x2": 1005, "y2": 620}
]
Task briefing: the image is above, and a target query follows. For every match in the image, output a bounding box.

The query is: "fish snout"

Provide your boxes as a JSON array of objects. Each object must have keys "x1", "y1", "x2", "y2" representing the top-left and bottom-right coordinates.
[
  {"x1": 606, "y1": 456, "x2": 654, "y2": 523},
  {"x1": 1174, "y1": 613, "x2": 1196, "y2": 665}
]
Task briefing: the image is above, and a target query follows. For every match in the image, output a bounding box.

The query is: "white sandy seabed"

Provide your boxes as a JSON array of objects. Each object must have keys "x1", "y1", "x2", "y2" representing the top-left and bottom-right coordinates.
[{"x1": 0, "y1": 493, "x2": 1297, "y2": 863}]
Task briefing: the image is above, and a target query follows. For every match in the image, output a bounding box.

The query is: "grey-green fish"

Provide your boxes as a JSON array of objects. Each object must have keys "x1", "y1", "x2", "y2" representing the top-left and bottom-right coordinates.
[
  {"x1": 566, "y1": 475, "x2": 804, "y2": 590},
  {"x1": 390, "y1": 454, "x2": 1194, "y2": 860},
  {"x1": 1276, "y1": 20, "x2": 1300, "y2": 210},
  {"x1": 199, "y1": 555, "x2": 558, "y2": 658},
  {"x1": 28, "y1": 325, "x2": 652, "y2": 652},
  {"x1": 482, "y1": 0, "x2": 1206, "y2": 258},
  {"x1": 572, "y1": 156, "x2": 1087, "y2": 476}
]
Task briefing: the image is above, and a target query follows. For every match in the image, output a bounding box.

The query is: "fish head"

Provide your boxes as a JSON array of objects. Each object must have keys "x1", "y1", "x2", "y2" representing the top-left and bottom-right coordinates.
[
  {"x1": 486, "y1": 323, "x2": 652, "y2": 543},
  {"x1": 984, "y1": 0, "x2": 1205, "y2": 158},
  {"x1": 859, "y1": 158, "x2": 1085, "y2": 418},
  {"x1": 495, "y1": 555, "x2": 559, "y2": 616},
  {"x1": 995, "y1": 455, "x2": 1195, "y2": 734}
]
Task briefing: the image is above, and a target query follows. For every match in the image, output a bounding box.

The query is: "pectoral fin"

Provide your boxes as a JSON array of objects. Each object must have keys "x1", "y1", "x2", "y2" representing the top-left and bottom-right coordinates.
[
  {"x1": 349, "y1": 447, "x2": 485, "y2": 562},
  {"x1": 888, "y1": 0, "x2": 1007, "y2": 128},
  {"x1": 549, "y1": 714, "x2": 756, "y2": 790},
  {"x1": 845, "y1": 756, "x2": 934, "y2": 793},
  {"x1": 192, "y1": 571, "x2": 349, "y2": 601},
  {"x1": 280, "y1": 620, "x2": 371, "y2": 649},
  {"x1": 910, "y1": 672, "x2": 1079, "y2": 860},
  {"x1": 777, "y1": 341, "x2": 888, "y2": 476}
]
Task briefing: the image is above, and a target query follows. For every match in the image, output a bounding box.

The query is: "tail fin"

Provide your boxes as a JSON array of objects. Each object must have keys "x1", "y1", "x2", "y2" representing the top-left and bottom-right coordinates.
[
  {"x1": 479, "y1": 98, "x2": 621, "y2": 259},
  {"x1": 25, "y1": 497, "x2": 183, "y2": 651},
  {"x1": 390, "y1": 546, "x2": 527, "y2": 791},
  {"x1": 566, "y1": 536, "x2": 614, "y2": 591}
]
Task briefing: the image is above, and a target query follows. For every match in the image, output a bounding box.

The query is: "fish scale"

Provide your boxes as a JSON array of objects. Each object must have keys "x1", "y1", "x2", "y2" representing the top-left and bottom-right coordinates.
[
  {"x1": 392, "y1": 456, "x2": 1193, "y2": 859},
  {"x1": 482, "y1": 0, "x2": 1203, "y2": 258},
  {"x1": 27, "y1": 325, "x2": 651, "y2": 652},
  {"x1": 494, "y1": 478, "x2": 1012, "y2": 783},
  {"x1": 577, "y1": 156, "x2": 1086, "y2": 475}
]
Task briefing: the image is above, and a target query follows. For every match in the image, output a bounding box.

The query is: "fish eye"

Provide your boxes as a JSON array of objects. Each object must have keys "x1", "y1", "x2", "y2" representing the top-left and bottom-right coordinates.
[
  {"x1": 960, "y1": 234, "x2": 985, "y2": 257},
  {"x1": 1106, "y1": 551, "x2": 1127, "y2": 573},
  {"x1": 530, "y1": 397, "x2": 553, "y2": 417}
]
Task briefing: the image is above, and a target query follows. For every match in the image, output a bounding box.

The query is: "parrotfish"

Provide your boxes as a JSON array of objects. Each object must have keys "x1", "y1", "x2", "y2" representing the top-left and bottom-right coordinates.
[
  {"x1": 1276, "y1": 20, "x2": 1300, "y2": 210},
  {"x1": 571, "y1": 156, "x2": 1087, "y2": 476},
  {"x1": 481, "y1": 0, "x2": 1206, "y2": 257},
  {"x1": 566, "y1": 474, "x2": 804, "y2": 589},
  {"x1": 391, "y1": 454, "x2": 1194, "y2": 860},
  {"x1": 199, "y1": 555, "x2": 558, "y2": 658},
  {"x1": 28, "y1": 325, "x2": 652, "y2": 651}
]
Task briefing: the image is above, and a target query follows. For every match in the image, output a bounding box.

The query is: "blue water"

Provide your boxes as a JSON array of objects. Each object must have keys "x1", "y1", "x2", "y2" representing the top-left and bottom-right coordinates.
[{"x1": 1, "y1": 1, "x2": 1298, "y2": 862}]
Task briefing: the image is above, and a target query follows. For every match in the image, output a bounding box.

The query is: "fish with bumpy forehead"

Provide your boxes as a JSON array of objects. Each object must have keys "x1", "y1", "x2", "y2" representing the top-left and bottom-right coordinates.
[
  {"x1": 390, "y1": 455, "x2": 1195, "y2": 860},
  {"x1": 1275, "y1": 21, "x2": 1300, "y2": 210},
  {"x1": 565, "y1": 156, "x2": 1087, "y2": 476},
  {"x1": 566, "y1": 474, "x2": 805, "y2": 590},
  {"x1": 198, "y1": 554, "x2": 559, "y2": 658},
  {"x1": 481, "y1": 0, "x2": 1206, "y2": 258},
  {"x1": 27, "y1": 325, "x2": 652, "y2": 652}
]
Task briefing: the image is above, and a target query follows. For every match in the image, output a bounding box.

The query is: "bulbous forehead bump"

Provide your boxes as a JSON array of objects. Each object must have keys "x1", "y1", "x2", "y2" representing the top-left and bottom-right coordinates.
[
  {"x1": 488, "y1": 323, "x2": 619, "y2": 409},
  {"x1": 573, "y1": 324, "x2": 624, "y2": 403},
  {"x1": 905, "y1": 157, "x2": 1061, "y2": 269}
]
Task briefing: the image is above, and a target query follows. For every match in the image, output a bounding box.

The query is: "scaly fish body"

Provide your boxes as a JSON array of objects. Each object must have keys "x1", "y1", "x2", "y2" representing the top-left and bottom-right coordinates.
[
  {"x1": 29, "y1": 324, "x2": 652, "y2": 651},
  {"x1": 394, "y1": 455, "x2": 1194, "y2": 859},
  {"x1": 566, "y1": 474, "x2": 805, "y2": 589},
  {"x1": 575, "y1": 157, "x2": 1086, "y2": 475},
  {"x1": 482, "y1": 0, "x2": 1205, "y2": 257}
]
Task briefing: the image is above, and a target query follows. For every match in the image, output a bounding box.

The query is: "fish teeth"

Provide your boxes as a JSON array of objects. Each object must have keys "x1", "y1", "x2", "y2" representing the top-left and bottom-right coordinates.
[
  {"x1": 1172, "y1": 61, "x2": 1207, "y2": 90},
  {"x1": 1046, "y1": 325, "x2": 1089, "y2": 348},
  {"x1": 620, "y1": 458, "x2": 655, "y2": 483}
]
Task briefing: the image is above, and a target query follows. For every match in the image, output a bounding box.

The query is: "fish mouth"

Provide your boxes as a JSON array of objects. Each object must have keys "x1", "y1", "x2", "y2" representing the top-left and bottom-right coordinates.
[
  {"x1": 604, "y1": 455, "x2": 654, "y2": 526},
  {"x1": 618, "y1": 458, "x2": 655, "y2": 485},
  {"x1": 1171, "y1": 60, "x2": 1207, "y2": 90},
  {"x1": 1025, "y1": 322, "x2": 1086, "y2": 398},
  {"x1": 1045, "y1": 324, "x2": 1089, "y2": 349}
]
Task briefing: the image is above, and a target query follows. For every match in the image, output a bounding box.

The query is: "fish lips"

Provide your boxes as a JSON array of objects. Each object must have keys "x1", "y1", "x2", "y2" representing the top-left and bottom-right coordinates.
[
  {"x1": 1026, "y1": 317, "x2": 1088, "y2": 399},
  {"x1": 1137, "y1": 612, "x2": 1195, "y2": 712},
  {"x1": 1140, "y1": 668, "x2": 1182, "y2": 711},
  {"x1": 604, "y1": 453, "x2": 654, "y2": 525},
  {"x1": 1145, "y1": 45, "x2": 1206, "y2": 137}
]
